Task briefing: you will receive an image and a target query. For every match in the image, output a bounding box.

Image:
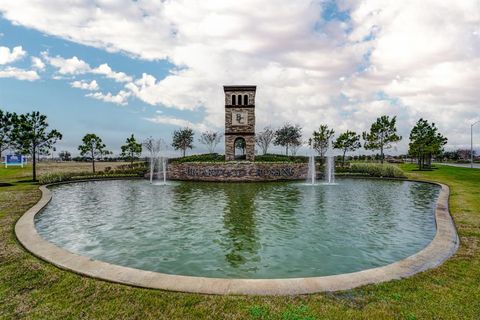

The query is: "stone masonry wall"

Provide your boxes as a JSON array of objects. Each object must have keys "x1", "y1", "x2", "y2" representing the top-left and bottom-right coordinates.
[
  {"x1": 225, "y1": 135, "x2": 255, "y2": 161},
  {"x1": 166, "y1": 162, "x2": 309, "y2": 182},
  {"x1": 224, "y1": 107, "x2": 255, "y2": 134}
]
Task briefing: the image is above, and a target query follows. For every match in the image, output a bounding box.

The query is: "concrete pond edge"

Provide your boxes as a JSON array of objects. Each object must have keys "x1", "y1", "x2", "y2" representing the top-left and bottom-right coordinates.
[{"x1": 15, "y1": 178, "x2": 459, "y2": 295}]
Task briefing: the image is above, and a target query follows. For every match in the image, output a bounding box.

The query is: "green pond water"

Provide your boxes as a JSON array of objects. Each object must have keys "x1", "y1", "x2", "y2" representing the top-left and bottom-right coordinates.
[{"x1": 35, "y1": 178, "x2": 439, "y2": 278}]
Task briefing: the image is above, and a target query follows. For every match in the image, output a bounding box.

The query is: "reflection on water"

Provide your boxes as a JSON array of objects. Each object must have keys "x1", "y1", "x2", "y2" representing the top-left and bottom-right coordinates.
[
  {"x1": 35, "y1": 178, "x2": 439, "y2": 278},
  {"x1": 222, "y1": 184, "x2": 259, "y2": 269}
]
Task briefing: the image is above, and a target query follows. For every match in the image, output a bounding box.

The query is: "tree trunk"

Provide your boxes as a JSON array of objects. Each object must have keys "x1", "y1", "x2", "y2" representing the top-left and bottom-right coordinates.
[
  {"x1": 91, "y1": 149, "x2": 95, "y2": 174},
  {"x1": 32, "y1": 144, "x2": 37, "y2": 181},
  {"x1": 342, "y1": 150, "x2": 346, "y2": 165},
  {"x1": 182, "y1": 148, "x2": 186, "y2": 157},
  {"x1": 286, "y1": 145, "x2": 289, "y2": 156},
  {"x1": 380, "y1": 146, "x2": 384, "y2": 164}
]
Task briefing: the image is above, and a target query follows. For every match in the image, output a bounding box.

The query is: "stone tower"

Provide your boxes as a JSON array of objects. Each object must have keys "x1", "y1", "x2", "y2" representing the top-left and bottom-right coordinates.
[{"x1": 224, "y1": 85, "x2": 256, "y2": 161}]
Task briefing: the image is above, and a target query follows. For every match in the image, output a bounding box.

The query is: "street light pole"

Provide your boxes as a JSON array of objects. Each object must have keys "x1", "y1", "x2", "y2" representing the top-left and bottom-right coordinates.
[{"x1": 472, "y1": 121, "x2": 480, "y2": 169}]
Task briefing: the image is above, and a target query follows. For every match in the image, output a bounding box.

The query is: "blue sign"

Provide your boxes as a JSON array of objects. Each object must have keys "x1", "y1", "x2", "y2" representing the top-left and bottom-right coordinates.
[{"x1": 5, "y1": 154, "x2": 25, "y2": 167}]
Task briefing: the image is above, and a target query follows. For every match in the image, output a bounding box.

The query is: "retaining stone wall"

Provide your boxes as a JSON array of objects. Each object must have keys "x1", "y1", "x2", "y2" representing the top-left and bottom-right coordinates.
[{"x1": 166, "y1": 162, "x2": 310, "y2": 182}]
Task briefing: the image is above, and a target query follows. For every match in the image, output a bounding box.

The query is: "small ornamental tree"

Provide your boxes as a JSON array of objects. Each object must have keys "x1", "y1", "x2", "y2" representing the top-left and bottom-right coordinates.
[
  {"x1": 58, "y1": 150, "x2": 72, "y2": 161},
  {"x1": 78, "y1": 134, "x2": 111, "y2": 174},
  {"x1": 120, "y1": 134, "x2": 142, "y2": 166},
  {"x1": 362, "y1": 115, "x2": 402, "y2": 163},
  {"x1": 408, "y1": 118, "x2": 447, "y2": 170},
  {"x1": 11, "y1": 111, "x2": 62, "y2": 181},
  {"x1": 290, "y1": 140, "x2": 303, "y2": 156},
  {"x1": 309, "y1": 124, "x2": 335, "y2": 162},
  {"x1": 255, "y1": 126, "x2": 275, "y2": 155},
  {"x1": 0, "y1": 109, "x2": 17, "y2": 159},
  {"x1": 172, "y1": 127, "x2": 194, "y2": 157},
  {"x1": 333, "y1": 130, "x2": 361, "y2": 165},
  {"x1": 274, "y1": 123, "x2": 302, "y2": 156},
  {"x1": 198, "y1": 131, "x2": 223, "y2": 153}
]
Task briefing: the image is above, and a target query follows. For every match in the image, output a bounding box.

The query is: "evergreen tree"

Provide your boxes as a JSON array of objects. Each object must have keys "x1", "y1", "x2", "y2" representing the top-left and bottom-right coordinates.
[
  {"x1": 333, "y1": 130, "x2": 361, "y2": 165},
  {"x1": 11, "y1": 111, "x2": 62, "y2": 181},
  {"x1": 363, "y1": 115, "x2": 402, "y2": 163},
  {"x1": 0, "y1": 109, "x2": 17, "y2": 159},
  {"x1": 309, "y1": 124, "x2": 335, "y2": 162},
  {"x1": 120, "y1": 134, "x2": 142, "y2": 166},
  {"x1": 78, "y1": 134, "x2": 111, "y2": 173},
  {"x1": 408, "y1": 119, "x2": 447, "y2": 170}
]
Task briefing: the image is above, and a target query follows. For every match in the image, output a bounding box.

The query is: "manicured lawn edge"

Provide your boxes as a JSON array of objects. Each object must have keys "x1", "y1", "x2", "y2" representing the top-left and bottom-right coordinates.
[{"x1": 15, "y1": 178, "x2": 458, "y2": 295}]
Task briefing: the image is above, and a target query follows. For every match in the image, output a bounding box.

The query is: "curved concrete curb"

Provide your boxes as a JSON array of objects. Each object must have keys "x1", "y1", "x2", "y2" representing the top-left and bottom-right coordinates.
[{"x1": 15, "y1": 180, "x2": 459, "y2": 295}]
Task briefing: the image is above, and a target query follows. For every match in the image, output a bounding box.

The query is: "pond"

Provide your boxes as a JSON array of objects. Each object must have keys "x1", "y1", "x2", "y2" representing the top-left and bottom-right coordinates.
[{"x1": 35, "y1": 178, "x2": 439, "y2": 279}]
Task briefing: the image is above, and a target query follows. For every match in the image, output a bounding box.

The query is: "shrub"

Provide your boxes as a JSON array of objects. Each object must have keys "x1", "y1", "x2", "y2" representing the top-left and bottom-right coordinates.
[
  {"x1": 170, "y1": 153, "x2": 225, "y2": 163},
  {"x1": 39, "y1": 172, "x2": 75, "y2": 184},
  {"x1": 39, "y1": 170, "x2": 144, "y2": 184},
  {"x1": 255, "y1": 154, "x2": 308, "y2": 163},
  {"x1": 349, "y1": 163, "x2": 406, "y2": 178}
]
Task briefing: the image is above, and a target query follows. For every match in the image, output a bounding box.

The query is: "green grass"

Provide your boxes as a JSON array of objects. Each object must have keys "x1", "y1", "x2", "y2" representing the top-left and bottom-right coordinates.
[{"x1": 1, "y1": 164, "x2": 480, "y2": 319}]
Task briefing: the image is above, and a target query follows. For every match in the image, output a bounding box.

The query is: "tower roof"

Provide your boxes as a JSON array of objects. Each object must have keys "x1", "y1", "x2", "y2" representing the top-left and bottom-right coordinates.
[{"x1": 223, "y1": 85, "x2": 256, "y2": 92}]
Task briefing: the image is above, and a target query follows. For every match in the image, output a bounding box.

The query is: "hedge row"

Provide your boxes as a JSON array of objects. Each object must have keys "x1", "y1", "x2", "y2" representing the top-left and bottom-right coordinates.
[
  {"x1": 39, "y1": 171, "x2": 143, "y2": 184},
  {"x1": 169, "y1": 153, "x2": 310, "y2": 163},
  {"x1": 348, "y1": 163, "x2": 406, "y2": 178}
]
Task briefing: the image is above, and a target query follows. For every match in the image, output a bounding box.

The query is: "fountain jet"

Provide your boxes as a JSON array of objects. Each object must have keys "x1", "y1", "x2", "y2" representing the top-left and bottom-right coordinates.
[
  {"x1": 324, "y1": 156, "x2": 335, "y2": 184},
  {"x1": 307, "y1": 154, "x2": 316, "y2": 185}
]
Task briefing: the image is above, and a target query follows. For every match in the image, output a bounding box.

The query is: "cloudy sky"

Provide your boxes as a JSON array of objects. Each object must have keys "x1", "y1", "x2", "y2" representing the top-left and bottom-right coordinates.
[{"x1": 0, "y1": 0, "x2": 479, "y2": 156}]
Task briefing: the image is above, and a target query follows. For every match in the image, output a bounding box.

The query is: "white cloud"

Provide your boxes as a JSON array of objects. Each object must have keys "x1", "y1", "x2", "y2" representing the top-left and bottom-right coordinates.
[
  {"x1": 46, "y1": 55, "x2": 90, "y2": 75},
  {"x1": 86, "y1": 90, "x2": 131, "y2": 105},
  {"x1": 1, "y1": 0, "x2": 479, "y2": 149},
  {"x1": 31, "y1": 56, "x2": 45, "y2": 70},
  {"x1": 71, "y1": 79, "x2": 99, "y2": 91},
  {"x1": 0, "y1": 46, "x2": 26, "y2": 65},
  {"x1": 0, "y1": 67, "x2": 39, "y2": 81},
  {"x1": 43, "y1": 52, "x2": 134, "y2": 85},
  {"x1": 92, "y1": 63, "x2": 132, "y2": 83},
  {"x1": 144, "y1": 115, "x2": 208, "y2": 131}
]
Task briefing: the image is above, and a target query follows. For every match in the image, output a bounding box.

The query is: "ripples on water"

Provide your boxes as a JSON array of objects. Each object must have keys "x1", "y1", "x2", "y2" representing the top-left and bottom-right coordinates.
[{"x1": 35, "y1": 178, "x2": 439, "y2": 278}]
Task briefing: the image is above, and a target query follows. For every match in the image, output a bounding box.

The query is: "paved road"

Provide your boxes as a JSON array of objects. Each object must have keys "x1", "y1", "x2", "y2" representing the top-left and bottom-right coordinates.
[{"x1": 434, "y1": 162, "x2": 480, "y2": 169}]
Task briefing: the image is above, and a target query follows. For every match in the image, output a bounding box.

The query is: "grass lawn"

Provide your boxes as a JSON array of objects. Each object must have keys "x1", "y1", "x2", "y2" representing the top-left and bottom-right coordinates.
[{"x1": 0, "y1": 163, "x2": 479, "y2": 319}]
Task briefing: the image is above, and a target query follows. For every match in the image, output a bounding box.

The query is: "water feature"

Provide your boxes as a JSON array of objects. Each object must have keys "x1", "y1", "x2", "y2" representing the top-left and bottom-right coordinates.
[
  {"x1": 155, "y1": 156, "x2": 168, "y2": 185},
  {"x1": 145, "y1": 138, "x2": 168, "y2": 185},
  {"x1": 324, "y1": 156, "x2": 335, "y2": 184},
  {"x1": 35, "y1": 179, "x2": 439, "y2": 279},
  {"x1": 307, "y1": 154, "x2": 316, "y2": 185}
]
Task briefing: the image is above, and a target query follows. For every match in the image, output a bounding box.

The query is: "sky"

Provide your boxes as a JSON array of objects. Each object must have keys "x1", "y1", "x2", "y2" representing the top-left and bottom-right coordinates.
[{"x1": 0, "y1": 0, "x2": 479, "y2": 157}]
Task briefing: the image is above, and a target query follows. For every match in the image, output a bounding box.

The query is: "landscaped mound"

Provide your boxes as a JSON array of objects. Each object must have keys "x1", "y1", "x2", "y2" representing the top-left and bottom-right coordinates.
[{"x1": 348, "y1": 163, "x2": 406, "y2": 178}]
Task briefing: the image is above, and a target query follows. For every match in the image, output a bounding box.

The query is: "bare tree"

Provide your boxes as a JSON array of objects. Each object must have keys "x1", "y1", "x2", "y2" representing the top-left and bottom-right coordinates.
[
  {"x1": 143, "y1": 137, "x2": 164, "y2": 159},
  {"x1": 255, "y1": 127, "x2": 275, "y2": 155},
  {"x1": 290, "y1": 140, "x2": 303, "y2": 156},
  {"x1": 198, "y1": 131, "x2": 223, "y2": 153}
]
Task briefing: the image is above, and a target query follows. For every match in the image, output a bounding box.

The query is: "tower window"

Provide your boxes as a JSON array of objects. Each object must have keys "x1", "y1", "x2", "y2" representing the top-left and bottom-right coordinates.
[
  {"x1": 244, "y1": 94, "x2": 248, "y2": 105},
  {"x1": 232, "y1": 94, "x2": 236, "y2": 105},
  {"x1": 238, "y1": 95, "x2": 242, "y2": 105}
]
